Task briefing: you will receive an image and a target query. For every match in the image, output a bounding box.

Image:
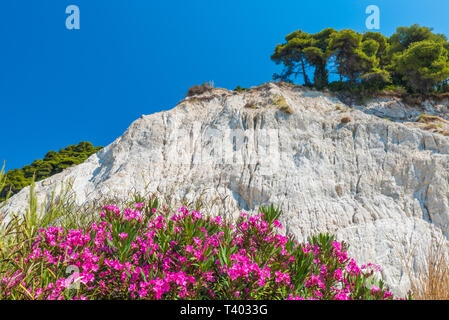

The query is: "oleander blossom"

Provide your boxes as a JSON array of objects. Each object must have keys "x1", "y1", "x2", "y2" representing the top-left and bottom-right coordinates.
[{"x1": 0, "y1": 200, "x2": 398, "y2": 300}]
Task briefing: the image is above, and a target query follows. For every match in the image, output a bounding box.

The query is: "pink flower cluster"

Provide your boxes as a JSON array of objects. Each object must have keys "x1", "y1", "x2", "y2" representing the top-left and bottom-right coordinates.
[{"x1": 1, "y1": 202, "x2": 397, "y2": 300}]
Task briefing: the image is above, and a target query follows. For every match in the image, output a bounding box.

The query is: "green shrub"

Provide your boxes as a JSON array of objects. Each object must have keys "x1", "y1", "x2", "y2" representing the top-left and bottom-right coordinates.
[
  {"x1": 0, "y1": 142, "x2": 102, "y2": 202},
  {"x1": 234, "y1": 86, "x2": 249, "y2": 93},
  {"x1": 273, "y1": 94, "x2": 294, "y2": 114}
]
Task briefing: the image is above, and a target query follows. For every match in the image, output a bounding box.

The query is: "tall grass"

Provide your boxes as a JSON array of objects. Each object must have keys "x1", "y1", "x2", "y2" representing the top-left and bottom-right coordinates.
[
  {"x1": 0, "y1": 174, "x2": 129, "y2": 299},
  {"x1": 387, "y1": 230, "x2": 449, "y2": 300},
  {"x1": 408, "y1": 238, "x2": 449, "y2": 300},
  {"x1": 0, "y1": 176, "x2": 97, "y2": 297},
  {"x1": 0, "y1": 162, "x2": 11, "y2": 227},
  {"x1": 0, "y1": 162, "x2": 10, "y2": 201}
]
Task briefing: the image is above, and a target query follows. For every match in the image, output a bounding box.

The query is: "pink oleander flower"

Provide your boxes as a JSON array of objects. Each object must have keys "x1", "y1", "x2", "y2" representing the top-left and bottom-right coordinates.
[
  {"x1": 274, "y1": 271, "x2": 291, "y2": 285},
  {"x1": 118, "y1": 232, "x2": 128, "y2": 240},
  {"x1": 345, "y1": 259, "x2": 361, "y2": 276},
  {"x1": 134, "y1": 202, "x2": 145, "y2": 209},
  {"x1": 333, "y1": 267, "x2": 343, "y2": 281},
  {"x1": 371, "y1": 286, "x2": 381, "y2": 295},
  {"x1": 273, "y1": 220, "x2": 282, "y2": 229},
  {"x1": 334, "y1": 293, "x2": 350, "y2": 300},
  {"x1": 306, "y1": 274, "x2": 325, "y2": 290}
]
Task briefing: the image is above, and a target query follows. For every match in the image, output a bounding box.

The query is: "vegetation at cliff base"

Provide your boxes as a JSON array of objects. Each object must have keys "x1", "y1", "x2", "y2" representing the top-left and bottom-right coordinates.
[
  {"x1": 0, "y1": 141, "x2": 103, "y2": 202},
  {"x1": 272, "y1": 24, "x2": 449, "y2": 96},
  {"x1": 0, "y1": 184, "x2": 398, "y2": 300}
]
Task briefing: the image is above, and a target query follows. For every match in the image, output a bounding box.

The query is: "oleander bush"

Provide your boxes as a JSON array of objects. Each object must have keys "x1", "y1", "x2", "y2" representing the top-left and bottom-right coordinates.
[{"x1": 0, "y1": 190, "x2": 398, "y2": 300}]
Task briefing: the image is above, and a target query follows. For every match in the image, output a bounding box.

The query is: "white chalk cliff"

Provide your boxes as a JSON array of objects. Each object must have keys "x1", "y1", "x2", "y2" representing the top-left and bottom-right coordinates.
[{"x1": 3, "y1": 82, "x2": 449, "y2": 296}]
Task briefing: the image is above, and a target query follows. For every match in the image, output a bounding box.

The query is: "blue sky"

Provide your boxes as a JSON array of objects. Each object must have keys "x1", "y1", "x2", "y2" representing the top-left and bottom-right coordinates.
[{"x1": 1, "y1": 0, "x2": 449, "y2": 171}]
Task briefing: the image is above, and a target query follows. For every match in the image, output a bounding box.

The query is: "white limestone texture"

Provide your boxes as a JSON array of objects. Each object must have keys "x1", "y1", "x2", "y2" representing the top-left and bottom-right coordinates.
[{"x1": 3, "y1": 82, "x2": 449, "y2": 296}]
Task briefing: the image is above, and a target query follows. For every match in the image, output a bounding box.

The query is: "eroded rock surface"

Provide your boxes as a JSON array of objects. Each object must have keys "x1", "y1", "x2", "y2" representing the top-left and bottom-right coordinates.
[{"x1": 3, "y1": 82, "x2": 449, "y2": 296}]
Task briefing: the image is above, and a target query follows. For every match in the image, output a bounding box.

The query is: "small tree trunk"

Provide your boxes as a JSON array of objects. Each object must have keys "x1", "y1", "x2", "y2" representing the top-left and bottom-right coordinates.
[{"x1": 300, "y1": 55, "x2": 309, "y2": 86}]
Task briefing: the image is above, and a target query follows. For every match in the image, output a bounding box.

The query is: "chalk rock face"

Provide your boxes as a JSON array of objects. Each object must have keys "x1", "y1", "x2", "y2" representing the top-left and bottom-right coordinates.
[{"x1": 3, "y1": 83, "x2": 449, "y2": 296}]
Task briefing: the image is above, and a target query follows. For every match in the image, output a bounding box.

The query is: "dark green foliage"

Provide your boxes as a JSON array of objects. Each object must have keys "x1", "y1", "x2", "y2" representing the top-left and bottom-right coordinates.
[
  {"x1": 328, "y1": 80, "x2": 388, "y2": 105},
  {"x1": 234, "y1": 85, "x2": 249, "y2": 93},
  {"x1": 304, "y1": 28, "x2": 337, "y2": 89},
  {"x1": 362, "y1": 32, "x2": 389, "y2": 67},
  {"x1": 328, "y1": 29, "x2": 378, "y2": 82},
  {"x1": 272, "y1": 24, "x2": 449, "y2": 96},
  {"x1": 438, "y1": 81, "x2": 449, "y2": 93},
  {"x1": 387, "y1": 24, "x2": 447, "y2": 60},
  {"x1": 393, "y1": 40, "x2": 449, "y2": 93},
  {"x1": 0, "y1": 142, "x2": 103, "y2": 202},
  {"x1": 271, "y1": 30, "x2": 313, "y2": 85},
  {"x1": 271, "y1": 28, "x2": 337, "y2": 88},
  {"x1": 361, "y1": 69, "x2": 392, "y2": 90},
  {"x1": 259, "y1": 204, "x2": 282, "y2": 225}
]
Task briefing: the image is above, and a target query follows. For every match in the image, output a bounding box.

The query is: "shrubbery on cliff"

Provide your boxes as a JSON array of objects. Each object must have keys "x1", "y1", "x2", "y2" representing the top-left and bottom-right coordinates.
[{"x1": 0, "y1": 141, "x2": 103, "y2": 202}]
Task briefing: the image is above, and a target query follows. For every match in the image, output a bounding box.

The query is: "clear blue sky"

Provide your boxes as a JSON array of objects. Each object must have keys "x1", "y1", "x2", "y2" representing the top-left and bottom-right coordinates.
[{"x1": 1, "y1": 0, "x2": 449, "y2": 171}]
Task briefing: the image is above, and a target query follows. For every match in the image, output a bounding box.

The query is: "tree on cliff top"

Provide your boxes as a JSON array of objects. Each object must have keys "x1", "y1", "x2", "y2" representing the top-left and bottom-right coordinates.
[
  {"x1": 272, "y1": 24, "x2": 449, "y2": 94},
  {"x1": 271, "y1": 30, "x2": 313, "y2": 86},
  {"x1": 327, "y1": 29, "x2": 379, "y2": 83},
  {"x1": 393, "y1": 40, "x2": 449, "y2": 93}
]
